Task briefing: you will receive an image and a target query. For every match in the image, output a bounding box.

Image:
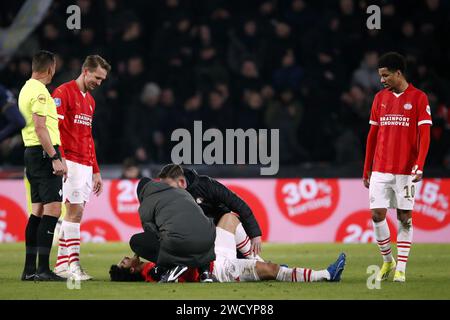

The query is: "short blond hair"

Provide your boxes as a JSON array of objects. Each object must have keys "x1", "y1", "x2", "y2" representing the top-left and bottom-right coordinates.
[{"x1": 82, "y1": 55, "x2": 111, "y2": 73}]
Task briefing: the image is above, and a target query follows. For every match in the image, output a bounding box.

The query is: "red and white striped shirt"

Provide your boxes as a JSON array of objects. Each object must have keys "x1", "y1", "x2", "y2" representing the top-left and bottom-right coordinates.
[
  {"x1": 52, "y1": 80, "x2": 99, "y2": 173},
  {"x1": 368, "y1": 84, "x2": 432, "y2": 175}
]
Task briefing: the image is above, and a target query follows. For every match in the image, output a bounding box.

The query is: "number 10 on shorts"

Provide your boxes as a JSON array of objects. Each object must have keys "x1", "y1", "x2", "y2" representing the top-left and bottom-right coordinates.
[{"x1": 404, "y1": 185, "x2": 415, "y2": 199}]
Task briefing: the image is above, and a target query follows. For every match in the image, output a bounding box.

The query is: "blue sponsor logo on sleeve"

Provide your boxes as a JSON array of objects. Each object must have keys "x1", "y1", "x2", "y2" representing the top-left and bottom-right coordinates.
[{"x1": 54, "y1": 98, "x2": 61, "y2": 107}]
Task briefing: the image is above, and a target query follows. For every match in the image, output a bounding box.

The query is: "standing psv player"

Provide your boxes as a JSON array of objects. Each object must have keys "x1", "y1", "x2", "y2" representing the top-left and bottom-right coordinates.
[
  {"x1": 52, "y1": 55, "x2": 111, "y2": 280},
  {"x1": 363, "y1": 52, "x2": 432, "y2": 283}
]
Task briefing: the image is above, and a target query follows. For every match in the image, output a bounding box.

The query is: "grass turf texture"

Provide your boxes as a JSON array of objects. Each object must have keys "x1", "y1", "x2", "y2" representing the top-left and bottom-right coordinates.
[{"x1": 0, "y1": 243, "x2": 449, "y2": 300}]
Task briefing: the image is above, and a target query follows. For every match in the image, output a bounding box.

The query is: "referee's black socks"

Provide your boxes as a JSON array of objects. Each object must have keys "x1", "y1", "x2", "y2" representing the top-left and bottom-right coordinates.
[
  {"x1": 23, "y1": 214, "x2": 41, "y2": 273},
  {"x1": 36, "y1": 215, "x2": 58, "y2": 273}
]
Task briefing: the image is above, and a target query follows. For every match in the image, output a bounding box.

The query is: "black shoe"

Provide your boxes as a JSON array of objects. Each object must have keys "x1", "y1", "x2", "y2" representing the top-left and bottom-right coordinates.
[
  {"x1": 21, "y1": 271, "x2": 36, "y2": 281},
  {"x1": 159, "y1": 265, "x2": 188, "y2": 283},
  {"x1": 149, "y1": 266, "x2": 166, "y2": 282},
  {"x1": 34, "y1": 270, "x2": 66, "y2": 282},
  {"x1": 199, "y1": 271, "x2": 217, "y2": 283}
]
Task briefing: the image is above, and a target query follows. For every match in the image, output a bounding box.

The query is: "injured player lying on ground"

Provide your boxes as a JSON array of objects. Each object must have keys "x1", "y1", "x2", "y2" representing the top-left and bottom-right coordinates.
[{"x1": 109, "y1": 213, "x2": 346, "y2": 283}]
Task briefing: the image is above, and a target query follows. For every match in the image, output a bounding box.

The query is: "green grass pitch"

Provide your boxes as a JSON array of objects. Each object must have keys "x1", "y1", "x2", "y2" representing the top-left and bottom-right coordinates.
[{"x1": 0, "y1": 243, "x2": 449, "y2": 300}]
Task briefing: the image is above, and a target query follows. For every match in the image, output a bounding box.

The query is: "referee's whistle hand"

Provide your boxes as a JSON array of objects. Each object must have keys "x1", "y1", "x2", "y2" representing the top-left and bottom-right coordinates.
[{"x1": 52, "y1": 159, "x2": 66, "y2": 176}]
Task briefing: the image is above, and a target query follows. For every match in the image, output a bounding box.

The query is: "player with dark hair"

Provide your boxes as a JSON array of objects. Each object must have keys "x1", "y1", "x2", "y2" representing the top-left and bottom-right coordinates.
[
  {"x1": 157, "y1": 164, "x2": 264, "y2": 261},
  {"x1": 52, "y1": 55, "x2": 111, "y2": 281},
  {"x1": 110, "y1": 213, "x2": 346, "y2": 283},
  {"x1": 363, "y1": 52, "x2": 432, "y2": 282}
]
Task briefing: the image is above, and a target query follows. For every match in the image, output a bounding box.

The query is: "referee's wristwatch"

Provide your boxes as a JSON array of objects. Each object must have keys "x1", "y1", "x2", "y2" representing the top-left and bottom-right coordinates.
[{"x1": 50, "y1": 153, "x2": 61, "y2": 161}]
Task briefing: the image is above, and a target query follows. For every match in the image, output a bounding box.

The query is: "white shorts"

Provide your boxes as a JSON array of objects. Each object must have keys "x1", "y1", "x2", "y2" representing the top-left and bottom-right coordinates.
[
  {"x1": 213, "y1": 227, "x2": 258, "y2": 283},
  {"x1": 63, "y1": 160, "x2": 93, "y2": 204},
  {"x1": 369, "y1": 171, "x2": 415, "y2": 210}
]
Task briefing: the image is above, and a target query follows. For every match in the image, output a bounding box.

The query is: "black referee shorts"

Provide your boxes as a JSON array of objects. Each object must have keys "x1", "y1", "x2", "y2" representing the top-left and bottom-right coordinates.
[{"x1": 24, "y1": 145, "x2": 63, "y2": 204}]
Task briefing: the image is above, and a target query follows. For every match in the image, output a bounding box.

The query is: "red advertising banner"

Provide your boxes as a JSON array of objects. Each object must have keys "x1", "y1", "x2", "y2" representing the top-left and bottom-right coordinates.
[{"x1": 0, "y1": 178, "x2": 449, "y2": 243}]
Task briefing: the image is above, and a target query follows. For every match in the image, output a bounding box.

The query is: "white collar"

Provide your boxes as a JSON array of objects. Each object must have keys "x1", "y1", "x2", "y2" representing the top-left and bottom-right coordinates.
[{"x1": 392, "y1": 91, "x2": 404, "y2": 98}]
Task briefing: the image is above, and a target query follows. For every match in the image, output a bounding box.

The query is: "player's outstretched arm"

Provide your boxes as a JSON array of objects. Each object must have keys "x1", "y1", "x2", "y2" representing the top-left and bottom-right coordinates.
[{"x1": 363, "y1": 125, "x2": 379, "y2": 188}]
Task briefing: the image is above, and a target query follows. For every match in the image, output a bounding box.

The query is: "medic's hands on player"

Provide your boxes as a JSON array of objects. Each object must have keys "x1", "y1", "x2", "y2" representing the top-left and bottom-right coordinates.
[
  {"x1": 93, "y1": 172, "x2": 103, "y2": 196},
  {"x1": 411, "y1": 165, "x2": 423, "y2": 183}
]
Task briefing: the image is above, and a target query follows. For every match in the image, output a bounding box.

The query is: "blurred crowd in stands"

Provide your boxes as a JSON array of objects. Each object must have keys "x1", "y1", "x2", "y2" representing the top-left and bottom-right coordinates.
[{"x1": 1, "y1": 0, "x2": 449, "y2": 170}]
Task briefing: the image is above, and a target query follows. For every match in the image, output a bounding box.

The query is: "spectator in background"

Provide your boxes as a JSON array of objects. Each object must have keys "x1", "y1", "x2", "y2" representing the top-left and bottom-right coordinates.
[
  {"x1": 2, "y1": 58, "x2": 33, "y2": 95},
  {"x1": 73, "y1": 27, "x2": 106, "y2": 59},
  {"x1": 273, "y1": 49, "x2": 303, "y2": 91},
  {"x1": 103, "y1": 0, "x2": 126, "y2": 44},
  {"x1": 207, "y1": 3, "x2": 232, "y2": 47},
  {"x1": 227, "y1": 19, "x2": 268, "y2": 75},
  {"x1": 334, "y1": 126, "x2": 362, "y2": 165},
  {"x1": 195, "y1": 24, "x2": 222, "y2": 53},
  {"x1": 194, "y1": 45, "x2": 229, "y2": 92},
  {"x1": 351, "y1": 51, "x2": 381, "y2": 95},
  {"x1": 203, "y1": 89, "x2": 233, "y2": 132},
  {"x1": 265, "y1": 21, "x2": 296, "y2": 78},
  {"x1": 52, "y1": 55, "x2": 69, "y2": 87},
  {"x1": 155, "y1": 0, "x2": 190, "y2": 28},
  {"x1": 215, "y1": 82, "x2": 230, "y2": 103},
  {"x1": 335, "y1": 85, "x2": 371, "y2": 164},
  {"x1": 119, "y1": 56, "x2": 147, "y2": 105},
  {"x1": 113, "y1": 18, "x2": 145, "y2": 63},
  {"x1": 396, "y1": 21, "x2": 421, "y2": 59},
  {"x1": 308, "y1": 49, "x2": 346, "y2": 109},
  {"x1": 152, "y1": 14, "x2": 195, "y2": 98},
  {"x1": 179, "y1": 92, "x2": 203, "y2": 134},
  {"x1": 120, "y1": 157, "x2": 143, "y2": 179},
  {"x1": 337, "y1": 0, "x2": 364, "y2": 67},
  {"x1": 338, "y1": 0, "x2": 361, "y2": 41},
  {"x1": 283, "y1": 0, "x2": 317, "y2": 37},
  {"x1": 0, "y1": 73, "x2": 27, "y2": 165},
  {"x1": 237, "y1": 90, "x2": 265, "y2": 130},
  {"x1": 40, "y1": 22, "x2": 65, "y2": 54},
  {"x1": 258, "y1": 0, "x2": 280, "y2": 25},
  {"x1": 265, "y1": 88, "x2": 308, "y2": 164},
  {"x1": 234, "y1": 59, "x2": 264, "y2": 100},
  {"x1": 126, "y1": 83, "x2": 168, "y2": 164},
  {"x1": 0, "y1": 84, "x2": 25, "y2": 142},
  {"x1": 76, "y1": 0, "x2": 99, "y2": 29},
  {"x1": 90, "y1": 73, "x2": 121, "y2": 163}
]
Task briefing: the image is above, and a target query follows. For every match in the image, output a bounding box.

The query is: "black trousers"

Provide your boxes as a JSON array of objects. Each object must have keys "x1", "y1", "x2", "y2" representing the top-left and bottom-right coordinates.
[
  {"x1": 129, "y1": 231, "x2": 160, "y2": 262},
  {"x1": 129, "y1": 231, "x2": 214, "y2": 272}
]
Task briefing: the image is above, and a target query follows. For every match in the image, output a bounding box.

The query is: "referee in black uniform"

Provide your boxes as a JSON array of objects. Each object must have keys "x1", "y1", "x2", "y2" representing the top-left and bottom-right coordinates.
[{"x1": 18, "y1": 51, "x2": 67, "y2": 281}]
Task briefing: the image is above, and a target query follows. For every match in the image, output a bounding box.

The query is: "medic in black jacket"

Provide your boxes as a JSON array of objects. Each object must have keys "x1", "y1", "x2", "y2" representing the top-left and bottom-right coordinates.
[{"x1": 158, "y1": 164, "x2": 263, "y2": 257}]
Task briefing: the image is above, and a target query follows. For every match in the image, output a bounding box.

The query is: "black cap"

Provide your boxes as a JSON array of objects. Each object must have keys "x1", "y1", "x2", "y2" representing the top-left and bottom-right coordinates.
[{"x1": 136, "y1": 177, "x2": 151, "y2": 201}]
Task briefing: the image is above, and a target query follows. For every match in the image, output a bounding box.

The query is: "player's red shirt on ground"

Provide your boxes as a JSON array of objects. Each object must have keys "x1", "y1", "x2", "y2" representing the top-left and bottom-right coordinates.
[
  {"x1": 52, "y1": 80, "x2": 99, "y2": 173},
  {"x1": 366, "y1": 84, "x2": 432, "y2": 175}
]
